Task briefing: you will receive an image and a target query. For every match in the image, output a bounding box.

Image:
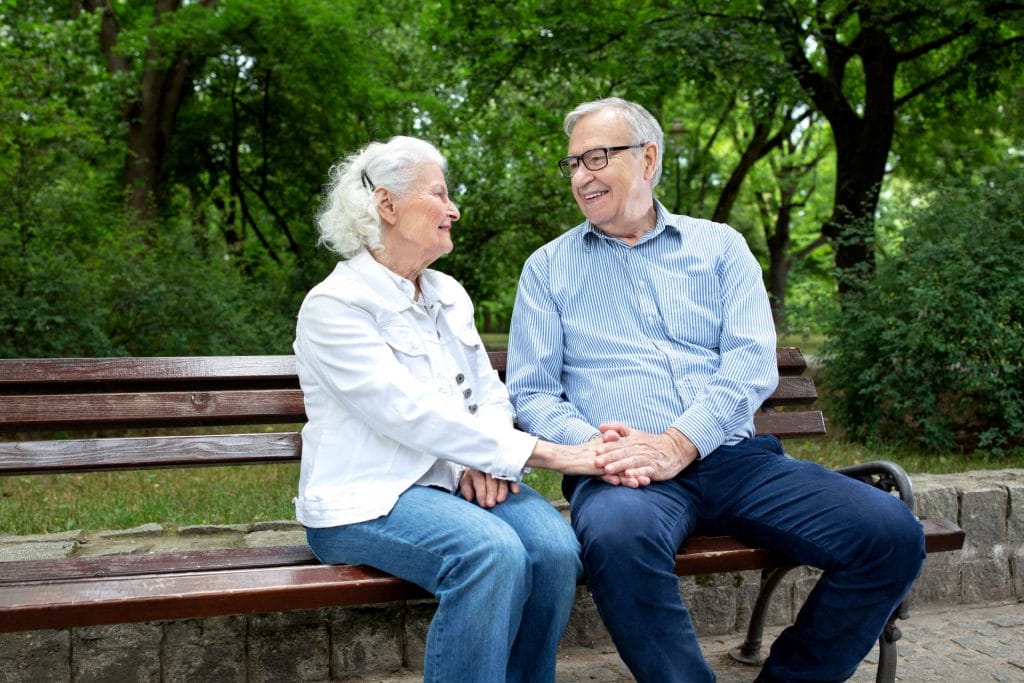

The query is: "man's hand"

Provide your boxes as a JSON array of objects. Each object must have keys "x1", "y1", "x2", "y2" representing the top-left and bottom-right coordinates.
[
  {"x1": 459, "y1": 468, "x2": 520, "y2": 508},
  {"x1": 595, "y1": 423, "x2": 699, "y2": 485}
]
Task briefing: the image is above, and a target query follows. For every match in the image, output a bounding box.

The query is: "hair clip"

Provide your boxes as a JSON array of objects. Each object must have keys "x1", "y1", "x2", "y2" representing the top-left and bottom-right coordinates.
[{"x1": 361, "y1": 170, "x2": 375, "y2": 191}]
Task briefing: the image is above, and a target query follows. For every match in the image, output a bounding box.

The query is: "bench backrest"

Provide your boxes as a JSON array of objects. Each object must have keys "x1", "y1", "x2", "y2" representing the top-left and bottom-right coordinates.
[{"x1": 0, "y1": 349, "x2": 824, "y2": 475}]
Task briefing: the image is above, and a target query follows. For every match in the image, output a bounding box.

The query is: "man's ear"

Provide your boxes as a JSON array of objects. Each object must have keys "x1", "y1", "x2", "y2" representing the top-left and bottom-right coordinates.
[
  {"x1": 376, "y1": 189, "x2": 397, "y2": 225},
  {"x1": 643, "y1": 144, "x2": 659, "y2": 183}
]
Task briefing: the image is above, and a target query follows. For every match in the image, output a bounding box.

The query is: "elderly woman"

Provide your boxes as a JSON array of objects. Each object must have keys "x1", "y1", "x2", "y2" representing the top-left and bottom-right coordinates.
[{"x1": 293, "y1": 136, "x2": 602, "y2": 682}]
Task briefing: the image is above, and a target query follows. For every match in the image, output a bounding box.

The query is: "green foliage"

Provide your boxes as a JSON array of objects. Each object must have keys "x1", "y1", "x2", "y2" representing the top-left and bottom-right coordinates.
[
  {"x1": 822, "y1": 166, "x2": 1024, "y2": 454},
  {"x1": 2, "y1": 0, "x2": 1023, "y2": 358}
]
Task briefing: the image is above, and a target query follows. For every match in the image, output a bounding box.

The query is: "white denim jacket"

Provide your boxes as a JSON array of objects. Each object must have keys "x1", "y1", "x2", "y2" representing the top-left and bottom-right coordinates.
[{"x1": 293, "y1": 249, "x2": 536, "y2": 528}]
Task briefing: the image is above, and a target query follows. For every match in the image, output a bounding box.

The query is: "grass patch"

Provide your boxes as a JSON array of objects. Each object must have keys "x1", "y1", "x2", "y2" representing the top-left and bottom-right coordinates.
[{"x1": 1, "y1": 464, "x2": 299, "y2": 536}]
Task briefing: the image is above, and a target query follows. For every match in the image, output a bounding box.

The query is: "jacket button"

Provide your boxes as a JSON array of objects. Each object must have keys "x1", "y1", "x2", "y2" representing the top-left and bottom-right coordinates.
[
  {"x1": 468, "y1": 404, "x2": 478, "y2": 414},
  {"x1": 463, "y1": 388, "x2": 472, "y2": 398},
  {"x1": 455, "y1": 373, "x2": 465, "y2": 384}
]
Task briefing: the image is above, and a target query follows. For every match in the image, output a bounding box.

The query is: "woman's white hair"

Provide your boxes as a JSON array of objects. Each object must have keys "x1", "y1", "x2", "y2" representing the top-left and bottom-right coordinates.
[
  {"x1": 316, "y1": 136, "x2": 446, "y2": 257},
  {"x1": 563, "y1": 97, "x2": 665, "y2": 188}
]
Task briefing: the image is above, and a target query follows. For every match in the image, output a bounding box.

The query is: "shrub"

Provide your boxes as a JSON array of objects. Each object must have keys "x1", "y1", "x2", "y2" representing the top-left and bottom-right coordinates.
[{"x1": 821, "y1": 166, "x2": 1024, "y2": 454}]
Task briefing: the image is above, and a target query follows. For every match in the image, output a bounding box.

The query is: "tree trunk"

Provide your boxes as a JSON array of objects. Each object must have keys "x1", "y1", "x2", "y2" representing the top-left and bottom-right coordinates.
[
  {"x1": 770, "y1": 8, "x2": 899, "y2": 295},
  {"x1": 84, "y1": 0, "x2": 209, "y2": 223}
]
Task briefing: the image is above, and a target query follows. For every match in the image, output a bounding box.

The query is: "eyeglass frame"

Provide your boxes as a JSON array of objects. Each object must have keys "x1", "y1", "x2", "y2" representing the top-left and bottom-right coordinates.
[{"x1": 557, "y1": 143, "x2": 647, "y2": 179}]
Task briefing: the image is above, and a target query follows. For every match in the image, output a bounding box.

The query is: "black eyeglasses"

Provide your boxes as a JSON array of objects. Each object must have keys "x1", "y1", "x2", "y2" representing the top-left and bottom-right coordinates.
[{"x1": 558, "y1": 144, "x2": 646, "y2": 179}]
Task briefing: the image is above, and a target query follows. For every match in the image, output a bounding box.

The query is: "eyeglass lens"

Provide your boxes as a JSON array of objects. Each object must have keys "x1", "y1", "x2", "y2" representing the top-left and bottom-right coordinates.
[{"x1": 559, "y1": 149, "x2": 611, "y2": 178}]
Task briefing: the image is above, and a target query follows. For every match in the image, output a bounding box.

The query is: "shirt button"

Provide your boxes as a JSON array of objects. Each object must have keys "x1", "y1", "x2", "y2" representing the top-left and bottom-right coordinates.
[
  {"x1": 463, "y1": 388, "x2": 472, "y2": 398},
  {"x1": 455, "y1": 373, "x2": 465, "y2": 384},
  {"x1": 468, "y1": 404, "x2": 478, "y2": 414}
]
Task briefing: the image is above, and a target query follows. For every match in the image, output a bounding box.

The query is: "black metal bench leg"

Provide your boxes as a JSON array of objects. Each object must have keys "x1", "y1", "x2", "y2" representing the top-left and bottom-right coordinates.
[
  {"x1": 729, "y1": 565, "x2": 797, "y2": 666},
  {"x1": 875, "y1": 602, "x2": 906, "y2": 683}
]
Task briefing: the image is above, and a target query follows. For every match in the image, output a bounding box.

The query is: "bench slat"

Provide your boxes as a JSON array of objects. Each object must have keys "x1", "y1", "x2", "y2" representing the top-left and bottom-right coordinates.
[
  {"x1": 0, "y1": 433, "x2": 301, "y2": 475},
  {"x1": 0, "y1": 348, "x2": 809, "y2": 387},
  {"x1": 753, "y1": 411, "x2": 826, "y2": 438},
  {"x1": 0, "y1": 545, "x2": 318, "y2": 584},
  {"x1": 0, "y1": 390, "x2": 306, "y2": 432},
  {"x1": 0, "y1": 564, "x2": 430, "y2": 633},
  {"x1": 0, "y1": 376, "x2": 816, "y2": 434},
  {"x1": 0, "y1": 356, "x2": 298, "y2": 386},
  {"x1": 0, "y1": 414, "x2": 824, "y2": 476}
]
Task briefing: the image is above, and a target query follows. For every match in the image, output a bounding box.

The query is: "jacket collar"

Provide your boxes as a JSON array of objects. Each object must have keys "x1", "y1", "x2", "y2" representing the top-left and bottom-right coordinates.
[{"x1": 345, "y1": 248, "x2": 458, "y2": 310}]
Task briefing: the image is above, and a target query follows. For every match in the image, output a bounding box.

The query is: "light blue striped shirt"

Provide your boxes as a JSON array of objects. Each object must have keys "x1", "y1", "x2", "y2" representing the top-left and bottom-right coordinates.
[{"x1": 507, "y1": 200, "x2": 778, "y2": 458}]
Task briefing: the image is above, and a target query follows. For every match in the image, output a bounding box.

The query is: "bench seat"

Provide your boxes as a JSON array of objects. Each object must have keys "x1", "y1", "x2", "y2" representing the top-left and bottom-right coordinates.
[
  {"x1": 0, "y1": 350, "x2": 966, "y2": 681},
  {"x1": 0, "y1": 517, "x2": 965, "y2": 634}
]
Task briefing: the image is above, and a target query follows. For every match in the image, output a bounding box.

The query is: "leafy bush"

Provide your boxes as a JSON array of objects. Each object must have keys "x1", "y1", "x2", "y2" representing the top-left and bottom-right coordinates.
[{"x1": 822, "y1": 166, "x2": 1024, "y2": 454}]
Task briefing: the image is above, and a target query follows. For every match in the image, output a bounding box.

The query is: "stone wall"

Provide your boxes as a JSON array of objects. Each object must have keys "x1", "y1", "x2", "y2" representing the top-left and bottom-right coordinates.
[{"x1": 1, "y1": 469, "x2": 1020, "y2": 682}]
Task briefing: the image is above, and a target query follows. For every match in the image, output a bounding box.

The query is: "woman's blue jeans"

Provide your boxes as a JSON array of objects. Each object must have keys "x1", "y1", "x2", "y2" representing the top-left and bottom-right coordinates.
[
  {"x1": 568, "y1": 435, "x2": 926, "y2": 683},
  {"x1": 306, "y1": 483, "x2": 581, "y2": 683}
]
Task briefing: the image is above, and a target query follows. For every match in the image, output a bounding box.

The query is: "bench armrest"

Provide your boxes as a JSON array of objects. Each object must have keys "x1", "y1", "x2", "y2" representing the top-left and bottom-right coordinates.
[{"x1": 835, "y1": 460, "x2": 915, "y2": 512}]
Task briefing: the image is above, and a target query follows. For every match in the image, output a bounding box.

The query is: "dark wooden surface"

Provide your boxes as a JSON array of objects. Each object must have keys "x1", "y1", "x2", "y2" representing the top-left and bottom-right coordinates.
[
  {"x1": 0, "y1": 348, "x2": 965, "y2": 634},
  {"x1": 0, "y1": 518, "x2": 964, "y2": 633}
]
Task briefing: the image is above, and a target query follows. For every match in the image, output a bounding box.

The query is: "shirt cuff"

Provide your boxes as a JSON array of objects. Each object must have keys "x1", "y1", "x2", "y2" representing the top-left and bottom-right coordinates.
[
  {"x1": 491, "y1": 430, "x2": 538, "y2": 481},
  {"x1": 563, "y1": 419, "x2": 601, "y2": 446},
  {"x1": 671, "y1": 405, "x2": 726, "y2": 459}
]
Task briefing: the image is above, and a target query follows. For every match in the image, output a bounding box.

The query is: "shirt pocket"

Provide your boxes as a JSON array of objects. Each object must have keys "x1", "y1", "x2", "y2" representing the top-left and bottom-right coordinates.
[{"x1": 657, "y1": 275, "x2": 723, "y2": 348}]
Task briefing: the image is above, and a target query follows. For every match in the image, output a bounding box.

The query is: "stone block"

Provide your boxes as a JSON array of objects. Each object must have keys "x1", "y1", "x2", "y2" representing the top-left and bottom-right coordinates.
[
  {"x1": 74, "y1": 541, "x2": 151, "y2": 557},
  {"x1": 562, "y1": 586, "x2": 612, "y2": 648},
  {"x1": 249, "y1": 519, "x2": 304, "y2": 532},
  {"x1": 685, "y1": 573, "x2": 739, "y2": 636},
  {"x1": 162, "y1": 616, "x2": 246, "y2": 683},
  {"x1": 401, "y1": 601, "x2": 436, "y2": 670},
  {"x1": 0, "y1": 540, "x2": 75, "y2": 561},
  {"x1": 243, "y1": 528, "x2": 307, "y2": 547},
  {"x1": 910, "y1": 549, "x2": 961, "y2": 607},
  {"x1": 178, "y1": 523, "x2": 248, "y2": 536},
  {"x1": 0, "y1": 629, "x2": 70, "y2": 682},
  {"x1": 0, "y1": 529, "x2": 82, "y2": 544},
  {"x1": 734, "y1": 570, "x2": 793, "y2": 631},
  {"x1": 959, "y1": 484, "x2": 1008, "y2": 555},
  {"x1": 912, "y1": 481, "x2": 959, "y2": 523},
  {"x1": 72, "y1": 622, "x2": 162, "y2": 683},
  {"x1": 961, "y1": 555, "x2": 1015, "y2": 604},
  {"x1": 327, "y1": 604, "x2": 404, "y2": 675},
  {"x1": 792, "y1": 568, "x2": 823, "y2": 619},
  {"x1": 1007, "y1": 484, "x2": 1024, "y2": 553},
  {"x1": 1014, "y1": 544, "x2": 1024, "y2": 599},
  {"x1": 246, "y1": 610, "x2": 329, "y2": 682},
  {"x1": 94, "y1": 523, "x2": 164, "y2": 539}
]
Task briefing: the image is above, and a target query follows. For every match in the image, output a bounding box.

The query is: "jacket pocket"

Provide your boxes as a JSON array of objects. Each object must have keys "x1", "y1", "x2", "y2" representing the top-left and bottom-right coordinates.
[{"x1": 380, "y1": 321, "x2": 431, "y2": 382}]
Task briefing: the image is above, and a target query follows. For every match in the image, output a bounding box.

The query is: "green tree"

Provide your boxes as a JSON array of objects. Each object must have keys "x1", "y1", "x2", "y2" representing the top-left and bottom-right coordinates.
[
  {"x1": 757, "y1": 1, "x2": 1024, "y2": 291},
  {"x1": 822, "y1": 165, "x2": 1024, "y2": 453},
  {"x1": 0, "y1": 4, "x2": 121, "y2": 356}
]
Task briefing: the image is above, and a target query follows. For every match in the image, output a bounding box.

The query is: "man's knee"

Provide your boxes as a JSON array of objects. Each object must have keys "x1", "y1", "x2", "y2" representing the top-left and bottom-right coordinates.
[
  {"x1": 573, "y1": 487, "x2": 680, "y2": 578},
  {"x1": 853, "y1": 497, "x2": 926, "y2": 584}
]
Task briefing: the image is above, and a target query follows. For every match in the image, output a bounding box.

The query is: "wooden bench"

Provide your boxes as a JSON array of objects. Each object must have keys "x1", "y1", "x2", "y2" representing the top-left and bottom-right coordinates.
[{"x1": 0, "y1": 350, "x2": 965, "y2": 681}]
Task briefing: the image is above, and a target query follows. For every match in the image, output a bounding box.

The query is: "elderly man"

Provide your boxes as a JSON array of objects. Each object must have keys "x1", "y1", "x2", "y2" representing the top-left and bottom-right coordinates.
[{"x1": 507, "y1": 97, "x2": 925, "y2": 683}]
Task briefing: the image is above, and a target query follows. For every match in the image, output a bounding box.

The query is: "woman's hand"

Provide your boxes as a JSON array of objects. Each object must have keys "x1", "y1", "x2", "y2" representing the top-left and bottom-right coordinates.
[
  {"x1": 459, "y1": 468, "x2": 520, "y2": 508},
  {"x1": 526, "y1": 440, "x2": 605, "y2": 477}
]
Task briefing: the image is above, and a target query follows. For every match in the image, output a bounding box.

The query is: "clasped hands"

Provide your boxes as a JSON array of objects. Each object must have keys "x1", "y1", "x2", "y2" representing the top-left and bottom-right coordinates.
[
  {"x1": 593, "y1": 422, "x2": 699, "y2": 488},
  {"x1": 461, "y1": 422, "x2": 699, "y2": 507}
]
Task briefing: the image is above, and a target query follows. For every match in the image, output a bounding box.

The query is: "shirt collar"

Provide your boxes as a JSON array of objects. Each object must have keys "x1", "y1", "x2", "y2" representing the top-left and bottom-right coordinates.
[{"x1": 582, "y1": 199, "x2": 680, "y2": 248}]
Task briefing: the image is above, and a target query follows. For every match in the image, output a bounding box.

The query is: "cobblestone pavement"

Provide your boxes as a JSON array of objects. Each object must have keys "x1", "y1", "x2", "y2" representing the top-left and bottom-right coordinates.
[{"x1": 341, "y1": 601, "x2": 1024, "y2": 682}]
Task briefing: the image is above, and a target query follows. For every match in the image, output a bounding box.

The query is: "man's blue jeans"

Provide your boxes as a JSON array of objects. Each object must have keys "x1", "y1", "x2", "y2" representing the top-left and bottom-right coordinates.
[
  {"x1": 568, "y1": 435, "x2": 926, "y2": 683},
  {"x1": 306, "y1": 483, "x2": 581, "y2": 683}
]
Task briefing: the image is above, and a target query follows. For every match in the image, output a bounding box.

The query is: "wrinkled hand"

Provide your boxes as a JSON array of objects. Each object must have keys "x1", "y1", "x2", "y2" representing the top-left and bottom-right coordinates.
[
  {"x1": 459, "y1": 468, "x2": 520, "y2": 508},
  {"x1": 595, "y1": 423, "x2": 698, "y2": 486}
]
